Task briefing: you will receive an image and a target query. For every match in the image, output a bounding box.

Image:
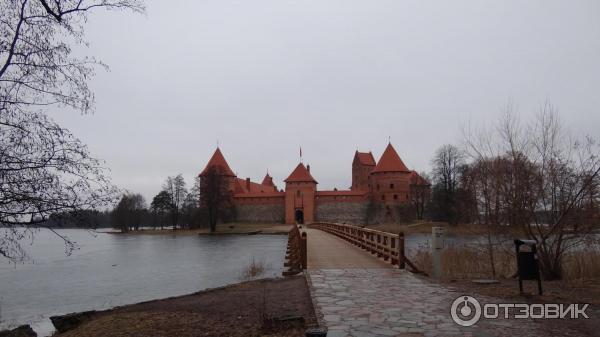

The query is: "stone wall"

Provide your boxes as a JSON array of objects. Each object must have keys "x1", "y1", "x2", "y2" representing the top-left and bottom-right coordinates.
[
  {"x1": 315, "y1": 201, "x2": 369, "y2": 224},
  {"x1": 235, "y1": 203, "x2": 285, "y2": 223},
  {"x1": 365, "y1": 203, "x2": 416, "y2": 225}
]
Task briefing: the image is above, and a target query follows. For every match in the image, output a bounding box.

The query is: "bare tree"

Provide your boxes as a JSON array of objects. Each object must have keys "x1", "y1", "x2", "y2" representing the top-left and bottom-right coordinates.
[
  {"x1": 200, "y1": 167, "x2": 233, "y2": 233},
  {"x1": 464, "y1": 103, "x2": 600, "y2": 279},
  {"x1": 180, "y1": 176, "x2": 201, "y2": 229},
  {"x1": 430, "y1": 144, "x2": 465, "y2": 224},
  {"x1": 410, "y1": 172, "x2": 431, "y2": 220},
  {"x1": 519, "y1": 106, "x2": 600, "y2": 279},
  {"x1": 0, "y1": 0, "x2": 144, "y2": 261},
  {"x1": 163, "y1": 174, "x2": 187, "y2": 230},
  {"x1": 1, "y1": 0, "x2": 144, "y2": 114}
]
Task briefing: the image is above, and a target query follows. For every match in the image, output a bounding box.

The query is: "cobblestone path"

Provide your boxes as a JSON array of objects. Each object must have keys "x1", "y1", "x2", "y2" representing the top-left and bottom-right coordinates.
[
  {"x1": 305, "y1": 230, "x2": 583, "y2": 337},
  {"x1": 308, "y1": 269, "x2": 586, "y2": 337}
]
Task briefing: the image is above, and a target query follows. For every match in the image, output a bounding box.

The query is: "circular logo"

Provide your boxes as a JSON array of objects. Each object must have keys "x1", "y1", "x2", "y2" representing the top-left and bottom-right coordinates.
[{"x1": 451, "y1": 295, "x2": 482, "y2": 326}]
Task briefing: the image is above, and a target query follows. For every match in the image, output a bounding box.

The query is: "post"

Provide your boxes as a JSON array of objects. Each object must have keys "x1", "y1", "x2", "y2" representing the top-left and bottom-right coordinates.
[
  {"x1": 431, "y1": 227, "x2": 446, "y2": 278},
  {"x1": 532, "y1": 244, "x2": 543, "y2": 295},
  {"x1": 398, "y1": 232, "x2": 405, "y2": 269},
  {"x1": 515, "y1": 242, "x2": 523, "y2": 293},
  {"x1": 301, "y1": 231, "x2": 307, "y2": 270}
]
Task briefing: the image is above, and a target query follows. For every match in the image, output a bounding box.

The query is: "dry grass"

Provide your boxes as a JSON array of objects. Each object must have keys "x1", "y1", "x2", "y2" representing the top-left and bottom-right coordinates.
[
  {"x1": 562, "y1": 246, "x2": 600, "y2": 280},
  {"x1": 56, "y1": 276, "x2": 315, "y2": 337},
  {"x1": 368, "y1": 221, "x2": 523, "y2": 236},
  {"x1": 240, "y1": 257, "x2": 267, "y2": 281},
  {"x1": 413, "y1": 245, "x2": 600, "y2": 282}
]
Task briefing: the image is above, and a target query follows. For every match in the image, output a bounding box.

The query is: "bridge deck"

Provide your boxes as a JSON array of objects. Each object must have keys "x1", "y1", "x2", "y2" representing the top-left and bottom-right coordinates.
[{"x1": 305, "y1": 228, "x2": 391, "y2": 269}]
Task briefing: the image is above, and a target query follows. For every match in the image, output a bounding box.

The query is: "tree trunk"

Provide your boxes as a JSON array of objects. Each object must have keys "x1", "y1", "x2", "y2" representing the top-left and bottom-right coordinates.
[{"x1": 486, "y1": 223, "x2": 496, "y2": 279}]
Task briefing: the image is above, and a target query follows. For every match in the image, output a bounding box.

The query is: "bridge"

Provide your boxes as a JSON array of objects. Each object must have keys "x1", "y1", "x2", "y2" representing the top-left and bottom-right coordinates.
[{"x1": 284, "y1": 222, "x2": 546, "y2": 337}]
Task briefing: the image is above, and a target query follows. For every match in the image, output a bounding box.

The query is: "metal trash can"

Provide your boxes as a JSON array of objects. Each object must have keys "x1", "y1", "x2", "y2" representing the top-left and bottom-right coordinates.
[{"x1": 514, "y1": 239, "x2": 542, "y2": 295}]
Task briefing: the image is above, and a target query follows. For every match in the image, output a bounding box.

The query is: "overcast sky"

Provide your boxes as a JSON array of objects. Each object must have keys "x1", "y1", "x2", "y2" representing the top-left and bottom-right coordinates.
[{"x1": 50, "y1": 0, "x2": 600, "y2": 202}]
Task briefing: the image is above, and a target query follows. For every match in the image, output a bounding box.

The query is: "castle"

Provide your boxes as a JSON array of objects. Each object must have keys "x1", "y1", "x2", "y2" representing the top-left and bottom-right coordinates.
[{"x1": 199, "y1": 143, "x2": 429, "y2": 224}]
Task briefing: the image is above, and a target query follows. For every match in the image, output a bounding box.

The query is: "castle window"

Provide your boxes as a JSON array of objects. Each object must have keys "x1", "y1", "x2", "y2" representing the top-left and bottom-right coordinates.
[
  {"x1": 381, "y1": 195, "x2": 385, "y2": 200},
  {"x1": 393, "y1": 194, "x2": 398, "y2": 200},
  {"x1": 376, "y1": 184, "x2": 380, "y2": 190},
  {"x1": 406, "y1": 194, "x2": 409, "y2": 200},
  {"x1": 297, "y1": 190, "x2": 301, "y2": 197},
  {"x1": 390, "y1": 183, "x2": 394, "y2": 189}
]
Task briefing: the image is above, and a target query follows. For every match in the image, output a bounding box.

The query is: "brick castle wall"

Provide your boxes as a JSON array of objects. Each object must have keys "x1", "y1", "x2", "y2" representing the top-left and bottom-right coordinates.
[
  {"x1": 315, "y1": 200, "x2": 369, "y2": 224},
  {"x1": 235, "y1": 203, "x2": 285, "y2": 223}
]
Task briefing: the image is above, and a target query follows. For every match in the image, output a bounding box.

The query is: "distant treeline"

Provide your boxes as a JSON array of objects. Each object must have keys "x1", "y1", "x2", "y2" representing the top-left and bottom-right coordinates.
[{"x1": 43, "y1": 174, "x2": 228, "y2": 231}]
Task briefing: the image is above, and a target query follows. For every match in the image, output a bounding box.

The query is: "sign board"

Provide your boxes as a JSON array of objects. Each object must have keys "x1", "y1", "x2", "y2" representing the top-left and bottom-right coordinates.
[
  {"x1": 432, "y1": 227, "x2": 446, "y2": 250},
  {"x1": 431, "y1": 227, "x2": 446, "y2": 278}
]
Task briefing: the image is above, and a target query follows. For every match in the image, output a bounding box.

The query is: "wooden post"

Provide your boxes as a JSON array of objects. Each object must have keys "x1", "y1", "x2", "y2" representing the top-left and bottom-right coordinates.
[
  {"x1": 301, "y1": 231, "x2": 307, "y2": 270},
  {"x1": 398, "y1": 232, "x2": 405, "y2": 269}
]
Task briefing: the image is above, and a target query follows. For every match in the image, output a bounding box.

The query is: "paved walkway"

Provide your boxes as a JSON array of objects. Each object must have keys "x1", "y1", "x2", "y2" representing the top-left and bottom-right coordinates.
[{"x1": 305, "y1": 229, "x2": 579, "y2": 337}]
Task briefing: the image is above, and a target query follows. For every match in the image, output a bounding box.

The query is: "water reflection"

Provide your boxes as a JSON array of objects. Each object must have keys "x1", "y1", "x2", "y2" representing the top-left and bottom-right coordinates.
[{"x1": 0, "y1": 229, "x2": 286, "y2": 336}]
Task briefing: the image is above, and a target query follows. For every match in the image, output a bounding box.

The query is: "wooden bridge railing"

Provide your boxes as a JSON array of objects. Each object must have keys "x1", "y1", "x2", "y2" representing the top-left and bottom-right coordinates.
[
  {"x1": 283, "y1": 224, "x2": 307, "y2": 276},
  {"x1": 309, "y1": 222, "x2": 423, "y2": 274}
]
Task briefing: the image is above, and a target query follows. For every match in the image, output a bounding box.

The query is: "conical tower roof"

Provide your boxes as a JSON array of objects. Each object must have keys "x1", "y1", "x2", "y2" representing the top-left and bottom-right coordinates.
[
  {"x1": 372, "y1": 143, "x2": 410, "y2": 173},
  {"x1": 200, "y1": 148, "x2": 235, "y2": 176},
  {"x1": 261, "y1": 173, "x2": 275, "y2": 186},
  {"x1": 284, "y1": 163, "x2": 317, "y2": 183}
]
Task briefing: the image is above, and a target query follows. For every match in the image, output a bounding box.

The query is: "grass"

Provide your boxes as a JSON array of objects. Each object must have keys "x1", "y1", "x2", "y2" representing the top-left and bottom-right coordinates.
[
  {"x1": 413, "y1": 246, "x2": 515, "y2": 279},
  {"x1": 368, "y1": 221, "x2": 523, "y2": 236},
  {"x1": 413, "y1": 245, "x2": 600, "y2": 282},
  {"x1": 240, "y1": 257, "x2": 268, "y2": 281},
  {"x1": 562, "y1": 246, "x2": 600, "y2": 280}
]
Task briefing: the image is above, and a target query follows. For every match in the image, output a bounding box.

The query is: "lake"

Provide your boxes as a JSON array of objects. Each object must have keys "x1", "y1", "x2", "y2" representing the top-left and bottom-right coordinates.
[{"x1": 0, "y1": 229, "x2": 287, "y2": 336}]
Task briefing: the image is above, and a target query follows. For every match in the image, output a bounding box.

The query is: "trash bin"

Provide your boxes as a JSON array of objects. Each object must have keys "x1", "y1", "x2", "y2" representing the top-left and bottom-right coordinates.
[{"x1": 514, "y1": 239, "x2": 542, "y2": 295}]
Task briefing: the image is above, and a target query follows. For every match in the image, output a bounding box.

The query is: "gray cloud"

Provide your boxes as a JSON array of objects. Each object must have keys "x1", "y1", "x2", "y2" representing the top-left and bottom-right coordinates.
[{"x1": 51, "y1": 0, "x2": 600, "y2": 202}]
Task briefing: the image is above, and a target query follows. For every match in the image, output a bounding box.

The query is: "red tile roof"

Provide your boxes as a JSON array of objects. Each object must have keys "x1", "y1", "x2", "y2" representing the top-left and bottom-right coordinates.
[
  {"x1": 372, "y1": 143, "x2": 410, "y2": 173},
  {"x1": 200, "y1": 148, "x2": 235, "y2": 176},
  {"x1": 355, "y1": 151, "x2": 376, "y2": 166},
  {"x1": 235, "y1": 177, "x2": 277, "y2": 194},
  {"x1": 284, "y1": 163, "x2": 317, "y2": 183},
  {"x1": 261, "y1": 173, "x2": 275, "y2": 187}
]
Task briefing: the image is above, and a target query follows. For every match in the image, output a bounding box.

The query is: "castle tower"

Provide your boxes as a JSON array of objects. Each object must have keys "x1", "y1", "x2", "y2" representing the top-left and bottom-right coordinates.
[
  {"x1": 284, "y1": 163, "x2": 317, "y2": 224},
  {"x1": 351, "y1": 151, "x2": 376, "y2": 191},
  {"x1": 198, "y1": 148, "x2": 237, "y2": 204},
  {"x1": 261, "y1": 173, "x2": 277, "y2": 191},
  {"x1": 370, "y1": 143, "x2": 412, "y2": 204},
  {"x1": 199, "y1": 147, "x2": 236, "y2": 177}
]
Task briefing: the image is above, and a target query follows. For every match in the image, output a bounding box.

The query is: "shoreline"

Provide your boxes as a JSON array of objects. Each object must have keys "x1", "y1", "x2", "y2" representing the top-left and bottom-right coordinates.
[
  {"x1": 49, "y1": 276, "x2": 317, "y2": 337},
  {"x1": 102, "y1": 223, "x2": 293, "y2": 236}
]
